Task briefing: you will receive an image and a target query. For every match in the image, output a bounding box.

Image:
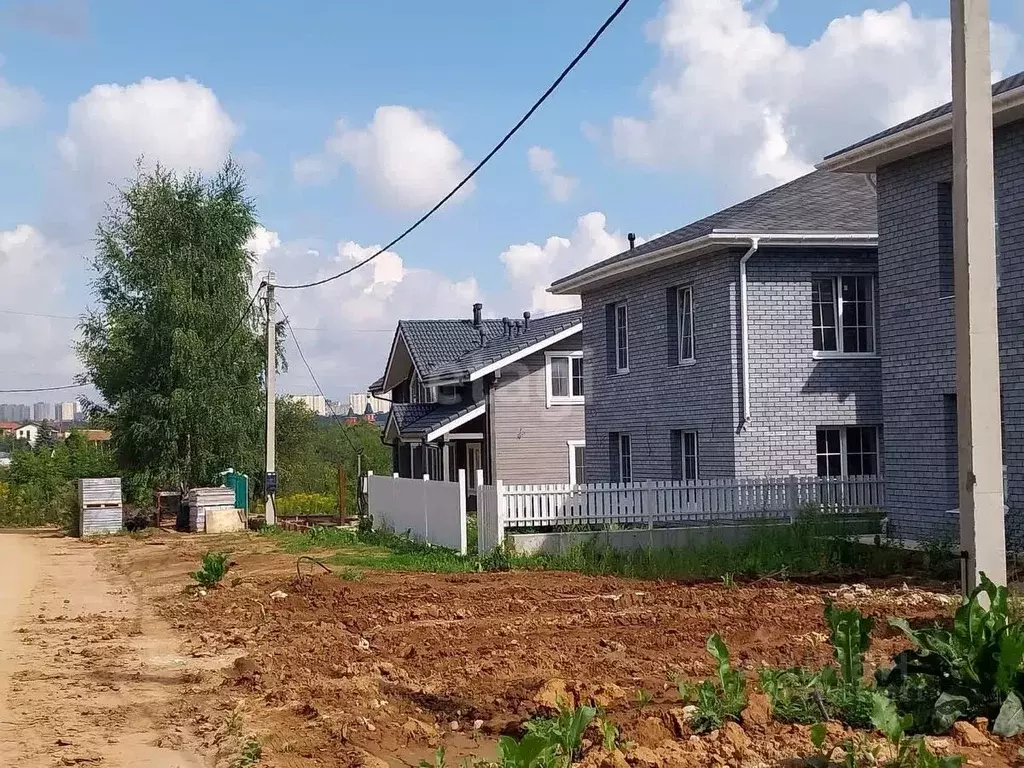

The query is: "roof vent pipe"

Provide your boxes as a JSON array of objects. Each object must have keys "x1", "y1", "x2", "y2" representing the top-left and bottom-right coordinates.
[
  {"x1": 523, "y1": 311, "x2": 531, "y2": 329},
  {"x1": 513, "y1": 320, "x2": 522, "y2": 337},
  {"x1": 478, "y1": 327, "x2": 486, "y2": 347},
  {"x1": 738, "y1": 237, "x2": 760, "y2": 428},
  {"x1": 502, "y1": 317, "x2": 511, "y2": 338},
  {"x1": 627, "y1": 233, "x2": 636, "y2": 250},
  {"x1": 472, "y1": 302, "x2": 483, "y2": 328}
]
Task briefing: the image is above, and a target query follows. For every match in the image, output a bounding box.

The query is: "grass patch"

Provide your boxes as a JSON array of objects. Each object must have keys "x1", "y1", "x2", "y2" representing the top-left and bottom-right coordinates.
[{"x1": 259, "y1": 514, "x2": 957, "y2": 583}]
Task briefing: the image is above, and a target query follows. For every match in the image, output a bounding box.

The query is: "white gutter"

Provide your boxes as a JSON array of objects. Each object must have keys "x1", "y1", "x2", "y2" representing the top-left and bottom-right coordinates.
[
  {"x1": 738, "y1": 238, "x2": 760, "y2": 428},
  {"x1": 548, "y1": 231, "x2": 876, "y2": 295}
]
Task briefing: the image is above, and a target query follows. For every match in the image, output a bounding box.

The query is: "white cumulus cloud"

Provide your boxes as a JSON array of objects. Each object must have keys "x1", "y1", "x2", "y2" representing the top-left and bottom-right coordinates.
[
  {"x1": 294, "y1": 105, "x2": 472, "y2": 210},
  {"x1": 527, "y1": 146, "x2": 577, "y2": 203},
  {"x1": 57, "y1": 77, "x2": 238, "y2": 211},
  {"x1": 0, "y1": 53, "x2": 43, "y2": 127},
  {"x1": 610, "y1": 0, "x2": 1018, "y2": 193},
  {"x1": 500, "y1": 212, "x2": 638, "y2": 314}
]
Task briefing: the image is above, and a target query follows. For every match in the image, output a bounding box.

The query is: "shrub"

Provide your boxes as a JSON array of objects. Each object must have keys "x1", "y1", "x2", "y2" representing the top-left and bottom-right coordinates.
[
  {"x1": 191, "y1": 551, "x2": 230, "y2": 588},
  {"x1": 275, "y1": 492, "x2": 337, "y2": 517}
]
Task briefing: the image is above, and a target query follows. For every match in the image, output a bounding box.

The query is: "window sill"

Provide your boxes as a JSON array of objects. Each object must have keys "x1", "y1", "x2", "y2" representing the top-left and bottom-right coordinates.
[
  {"x1": 548, "y1": 397, "x2": 584, "y2": 408},
  {"x1": 811, "y1": 352, "x2": 880, "y2": 361},
  {"x1": 611, "y1": 369, "x2": 630, "y2": 376},
  {"x1": 672, "y1": 358, "x2": 696, "y2": 368}
]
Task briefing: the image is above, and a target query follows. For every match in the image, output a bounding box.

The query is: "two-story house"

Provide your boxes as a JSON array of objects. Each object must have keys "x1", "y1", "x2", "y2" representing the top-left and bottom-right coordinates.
[
  {"x1": 820, "y1": 71, "x2": 1024, "y2": 546},
  {"x1": 370, "y1": 304, "x2": 585, "y2": 507},
  {"x1": 547, "y1": 171, "x2": 882, "y2": 485}
]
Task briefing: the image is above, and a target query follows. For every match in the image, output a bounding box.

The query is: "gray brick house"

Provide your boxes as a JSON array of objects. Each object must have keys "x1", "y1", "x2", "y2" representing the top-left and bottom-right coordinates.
[
  {"x1": 548, "y1": 171, "x2": 882, "y2": 485},
  {"x1": 370, "y1": 305, "x2": 585, "y2": 507},
  {"x1": 820, "y1": 71, "x2": 1024, "y2": 545}
]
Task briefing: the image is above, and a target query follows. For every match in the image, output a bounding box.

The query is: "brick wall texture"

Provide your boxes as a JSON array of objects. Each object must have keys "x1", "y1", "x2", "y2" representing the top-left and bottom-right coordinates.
[
  {"x1": 580, "y1": 246, "x2": 882, "y2": 483},
  {"x1": 875, "y1": 120, "x2": 1024, "y2": 546}
]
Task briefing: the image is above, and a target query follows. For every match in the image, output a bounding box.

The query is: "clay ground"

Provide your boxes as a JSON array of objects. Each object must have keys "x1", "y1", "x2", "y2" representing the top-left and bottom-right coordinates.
[{"x1": 2, "y1": 528, "x2": 1022, "y2": 767}]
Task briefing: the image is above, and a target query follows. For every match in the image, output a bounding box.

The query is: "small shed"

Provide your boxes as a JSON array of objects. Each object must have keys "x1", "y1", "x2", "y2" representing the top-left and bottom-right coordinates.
[{"x1": 78, "y1": 477, "x2": 123, "y2": 537}]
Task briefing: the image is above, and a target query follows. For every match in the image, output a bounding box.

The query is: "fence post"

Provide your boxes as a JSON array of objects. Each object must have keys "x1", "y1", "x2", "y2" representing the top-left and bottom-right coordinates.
[
  {"x1": 476, "y1": 468, "x2": 486, "y2": 554},
  {"x1": 364, "y1": 471, "x2": 374, "y2": 530},
  {"x1": 496, "y1": 479, "x2": 506, "y2": 550},
  {"x1": 457, "y1": 468, "x2": 467, "y2": 556},
  {"x1": 423, "y1": 473, "x2": 430, "y2": 545},
  {"x1": 786, "y1": 473, "x2": 798, "y2": 524},
  {"x1": 643, "y1": 481, "x2": 653, "y2": 530}
]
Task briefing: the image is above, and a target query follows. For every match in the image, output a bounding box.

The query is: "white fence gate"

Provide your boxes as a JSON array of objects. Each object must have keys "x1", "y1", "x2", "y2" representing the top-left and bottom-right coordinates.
[
  {"x1": 367, "y1": 470, "x2": 468, "y2": 554},
  {"x1": 476, "y1": 475, "x2": 885, "y2": 553},
  {"x1": 476, "y1": 470, "x2": 502, "y2": 555}
]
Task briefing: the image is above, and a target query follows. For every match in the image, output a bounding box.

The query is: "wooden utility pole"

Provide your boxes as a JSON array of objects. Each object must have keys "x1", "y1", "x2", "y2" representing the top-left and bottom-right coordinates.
[
  {"x1": 951, "y1": 0, "x2": 1006, "y2": 588},
  {"x1": 264, "y1": 272, "x2": 278, "y2": 527}
]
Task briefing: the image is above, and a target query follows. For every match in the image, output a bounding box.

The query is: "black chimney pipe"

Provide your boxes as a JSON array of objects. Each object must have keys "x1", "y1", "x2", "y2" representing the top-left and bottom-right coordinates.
[
  {"x1": 628, "y1": 233, "x2": 636, "y2": 250},
  {"x1": 523, "y1": 311, "x2": 531, "y2": 329},
  {"x1": 472, "y1": 302, "x2": 483, "y2": 328}
]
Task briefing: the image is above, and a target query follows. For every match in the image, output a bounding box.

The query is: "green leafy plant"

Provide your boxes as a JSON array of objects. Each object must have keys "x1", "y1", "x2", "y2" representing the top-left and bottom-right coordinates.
[
  {"x1": 759, "y1": 667, "x2": 826, "y2": 723},
  {"x1": 635, "y1": 688, "x2": 653, "y2": 710},
  {"x1": 825, "y1": 599, "x2": 875, "y2": 687},
  {"x1": 721, "y1": 572, "x2": 736, "y2": 589},
  {"x1": 877, "y1": 573, "x2": 1024, "y2": 735},
  {"x1": 236, "y1": 736, "x2": 262, "y2": 768},
  {"x1": 478, "y1": 544, "x2": 512, "y2": 573},
  {"x1": 418, "y1": 745, "x2": 448, "y2": 768},
  {"x1": 678, "y1": 634, "x2": 747, "y2": 733},
  {"x1": 191, "y1": 551, "x2": 230, "y2": 588},
  {"x1": 870, "y1": 693, "x2": 963, "y2": 768},
  {"x1": 598, "y1": 718, "x2": 620, "y2": 752},
  {"x1": 340, "y1": 567, "x2": 365, "y2": 581},
  {"x1": 497, "y1": 733, "x2": 557, "y2": 768},
  {"x1": 522, "y1": 704, "x2": 597, "y2": 764}
]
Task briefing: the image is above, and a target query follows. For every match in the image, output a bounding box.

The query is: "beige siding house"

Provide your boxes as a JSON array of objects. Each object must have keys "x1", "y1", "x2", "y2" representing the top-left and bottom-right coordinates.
[{"x1": 371, "y1": 305, "x2": 585, "y2": 507}]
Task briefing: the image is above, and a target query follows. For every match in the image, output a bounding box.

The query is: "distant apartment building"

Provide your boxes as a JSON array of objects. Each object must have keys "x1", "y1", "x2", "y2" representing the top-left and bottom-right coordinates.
[
  {"x1": 284, "y1": 393, "x2": 329, "y2": 416},
  {"x1": 58, "y1": 401, "x2": 79, "y2": 422},
  {"x1": 348, "y1": 392, "x2": 390, "y2": 415},
  {"x1": 32, "y1": 402, "x2": 53, "y2": 421}
]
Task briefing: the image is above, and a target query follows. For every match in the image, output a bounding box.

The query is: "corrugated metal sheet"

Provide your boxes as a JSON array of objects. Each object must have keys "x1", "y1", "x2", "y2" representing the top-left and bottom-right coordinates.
[{"x1": 78, "y1": 477, "x2": 123, "y2": 537}]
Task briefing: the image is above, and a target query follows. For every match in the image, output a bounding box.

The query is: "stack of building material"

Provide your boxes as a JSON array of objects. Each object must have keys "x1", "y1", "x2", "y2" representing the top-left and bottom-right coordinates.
[
  {"x1": 78, "y1": 477, "x2": 123, "y2": 537},
  {"x1": 187, "y1": 487, "x2": 236, "y2": 533}
]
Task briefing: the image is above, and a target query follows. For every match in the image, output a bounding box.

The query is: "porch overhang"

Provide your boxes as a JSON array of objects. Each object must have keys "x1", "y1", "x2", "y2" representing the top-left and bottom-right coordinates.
[{"x1": 383, "y1": 402, "x2": 486, "y2": 444}]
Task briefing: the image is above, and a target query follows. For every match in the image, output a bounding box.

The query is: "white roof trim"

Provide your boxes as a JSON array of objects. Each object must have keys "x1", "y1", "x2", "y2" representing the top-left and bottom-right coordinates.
[
  {"x1": 466, "y1": 323, "x2": 583, "y2": 382},
  {"x1": 425, "y1": 403, "x2": 486, "y2": 442},
  {"x1": 380, "y1": 327, "x2": 424, "y2": 395},
  {"x1": 547, "y1": 231, "x2": 878, "y2": 295},
  {"x1": 818, "y1": 85, "x2": 1024, "y2": 173}
]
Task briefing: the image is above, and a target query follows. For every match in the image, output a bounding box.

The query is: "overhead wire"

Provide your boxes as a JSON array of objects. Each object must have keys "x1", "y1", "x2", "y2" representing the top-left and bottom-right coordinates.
[
  {"x1": 0, "y1": 383, "x2": 84, "y2": 394},
  {"x1": 210, "y1": 282, "x2": 267, "y2": 359},
  {"x1": 275, "y1": 0, "x2": 633, "y2": 291}
]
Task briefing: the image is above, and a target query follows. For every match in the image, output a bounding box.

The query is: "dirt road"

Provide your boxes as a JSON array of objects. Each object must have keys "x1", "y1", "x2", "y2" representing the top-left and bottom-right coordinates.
[{"x1": 0, "y1": 531, "x2": 210, "y2": 767}]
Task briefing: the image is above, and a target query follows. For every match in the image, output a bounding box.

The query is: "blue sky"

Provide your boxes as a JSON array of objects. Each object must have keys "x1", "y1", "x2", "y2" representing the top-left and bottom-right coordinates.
[{"x1": 0, "y1": 0, "x2": 1021, "y2": 402}]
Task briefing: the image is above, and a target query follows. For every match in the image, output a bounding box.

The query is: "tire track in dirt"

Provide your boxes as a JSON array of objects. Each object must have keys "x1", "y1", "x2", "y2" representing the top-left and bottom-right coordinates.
[{"x1": 0, "y1": 531, "x2": 211, "y2": 767}]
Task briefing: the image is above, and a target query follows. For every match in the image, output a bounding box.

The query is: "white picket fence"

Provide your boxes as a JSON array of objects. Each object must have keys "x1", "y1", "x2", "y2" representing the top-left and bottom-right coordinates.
[
  {"x1": 476, "y1": 474, "x2": 885, "y2": 553},
  {"x1": 366, "y1": 470, "x2": 468, "y2": 554}
]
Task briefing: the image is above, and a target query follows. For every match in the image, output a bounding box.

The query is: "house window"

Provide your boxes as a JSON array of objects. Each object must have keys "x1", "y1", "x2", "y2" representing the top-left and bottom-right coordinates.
[
  {"x1": 812, "y1": 276, "x2": 875, "y2": 355},
  {"x1": 816, "y1": 426, "x2": 879, "y2": 477},
  {"x1": 677, "y1": 287, "x2": 695, "y2": 363},
  {"x1": 567, "y1": 440, "x2": 585, "y2": 485},
  {"x1": 546, "y1": 352, "x2": 584, "y2": 406},
  {"x1": 618, "y1": 434, "x2": 632, "y2": 483},
  {"x1": 682, "y1": 431, "x2": 699, "y2": 481},
  {"x1": 615, "y1": 303, "x2": 629, "y2": 373}
]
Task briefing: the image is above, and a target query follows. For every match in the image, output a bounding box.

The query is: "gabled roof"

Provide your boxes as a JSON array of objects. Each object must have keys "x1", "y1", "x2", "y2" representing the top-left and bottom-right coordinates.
[
  {"x1": 376, "y1": 310, "x2": 582, "y2": 391},
  {"x1": 421, "y1": 311, "x2": 582, "y2": 384},
  {"x1": 549, "y1": 171, "x2": 877, "y2": 294},
  {"x1": 820, "y1": 70, "x2": 1024, "y2": 173}
]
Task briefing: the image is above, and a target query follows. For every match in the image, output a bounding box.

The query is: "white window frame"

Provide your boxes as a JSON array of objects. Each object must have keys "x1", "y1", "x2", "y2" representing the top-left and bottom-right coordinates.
[
  {"x1": 811, "y1": 275, "x2": 877, "y2": 359},
  {"x1": 614, "y1": 302, "x2": 629, "y2": 374},
  {"x1": 681, "y1": 430, "x2": 699, "y2": 481},
  {"x1": 815, "y1": 426, "x2": 880, "y2": 478},
  {"x1": 618, "y1": 433, "x2": 632, "y2": 483},
  {"x1": 567, "y1": 440, "x2": 586, "y2": 486},
  {"x1": 545, "y1": 351, "x2": 584, "y2": 407},
  {"x1": 677, "y1": 286, "x2": 695, "y2": 365}
]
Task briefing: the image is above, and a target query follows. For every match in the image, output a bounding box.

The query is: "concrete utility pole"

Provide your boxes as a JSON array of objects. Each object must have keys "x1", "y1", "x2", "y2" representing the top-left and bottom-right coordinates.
[
  {"x1": 951, "y1": 0, "x2": 1006, "y2": 589},
  {"x1": 264, "y1": 271, "x2": 277, "y2": 527}
]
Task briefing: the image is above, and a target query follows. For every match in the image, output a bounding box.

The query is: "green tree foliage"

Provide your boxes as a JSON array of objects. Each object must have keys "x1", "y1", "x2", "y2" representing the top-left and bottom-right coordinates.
[{"x1": 78, "y1": 160, "x2": 264, "y2": 492}]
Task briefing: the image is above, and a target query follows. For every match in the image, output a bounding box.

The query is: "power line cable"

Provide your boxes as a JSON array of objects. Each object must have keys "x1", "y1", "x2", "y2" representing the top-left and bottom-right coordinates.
[
  {"x1": 0, "y1": 383, "x2": 84, "y2": 394},
  {"x1": 275, "y1": 0, "x2": 633, "y2": 291},
  {"x1": 210, "y1": 282, "x2": 266, "y2": 359},
  {"x1": 0, "y1": 309, "x2": 80, "y2": 320},
  {"x1": 278, "y1": 302, "x2": 364, "y2": 457}
]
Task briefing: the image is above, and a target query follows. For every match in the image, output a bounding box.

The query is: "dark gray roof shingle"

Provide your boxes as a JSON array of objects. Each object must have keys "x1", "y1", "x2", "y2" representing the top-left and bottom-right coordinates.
[
  {"x1": 387, "y1": 401, "x2": 483, "y2": 439},
  {"x1": 550, "y1": 170, "x2": 877, "y2": 290},
  {"x1": 824, "y1": 70, "x2": 1024, "y2": 161}
]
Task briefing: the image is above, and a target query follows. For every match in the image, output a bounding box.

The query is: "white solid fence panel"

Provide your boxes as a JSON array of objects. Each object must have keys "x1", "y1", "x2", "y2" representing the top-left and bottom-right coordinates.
[
  {"x1": 366, "y1": 471, "x2": 467, "y2": 554},
  {"x1": 476, "y1": 470, "x2": 504, "y2": 554},
  {"x1": 499, "y1": 475, "x2": 885, "y2": 529}
]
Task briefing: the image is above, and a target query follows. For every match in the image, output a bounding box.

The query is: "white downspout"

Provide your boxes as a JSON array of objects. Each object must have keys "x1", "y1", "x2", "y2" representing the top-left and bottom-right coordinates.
[{"x1": 738, "y1": 238, "x2": 760, "y2": 428}]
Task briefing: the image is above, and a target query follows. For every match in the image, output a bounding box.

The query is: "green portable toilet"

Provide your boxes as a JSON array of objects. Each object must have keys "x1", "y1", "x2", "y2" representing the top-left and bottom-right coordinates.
[{"x1": 218, "y1": 468, "x2": 249, "y2": 515}]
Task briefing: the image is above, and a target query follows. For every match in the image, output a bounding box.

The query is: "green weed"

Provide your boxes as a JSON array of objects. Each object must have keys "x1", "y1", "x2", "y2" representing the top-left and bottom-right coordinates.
[
  {"x1": 191, "y1": 551, "x2": 230, "y2": 589},
  {"x1": 339, "y1": 567, "x2": 364, "y2": 581},
  {"x1": 236, "y1": 737, "x2": 262, "y2": 768},
  {"x1": 678, "y1": 634, "x2": 747, "y2": 732},
  {"x1": 635, "y1": 688, "x2": 653, "y2": 710}
]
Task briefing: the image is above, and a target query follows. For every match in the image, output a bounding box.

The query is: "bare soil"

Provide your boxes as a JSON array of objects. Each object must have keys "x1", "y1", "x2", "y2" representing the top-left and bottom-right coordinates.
[{"x1": 97, "y1": 530, "x2": 1024, "y2": 768}]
